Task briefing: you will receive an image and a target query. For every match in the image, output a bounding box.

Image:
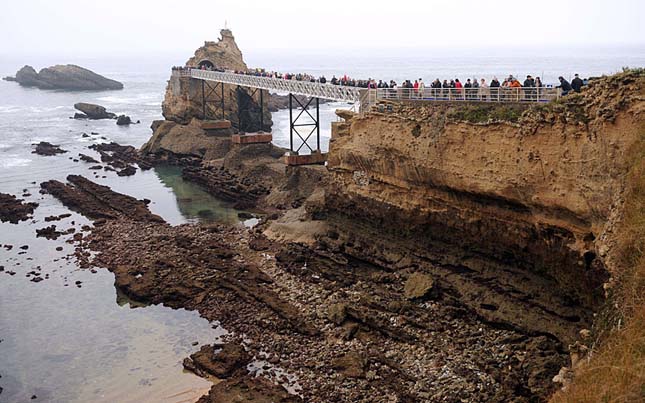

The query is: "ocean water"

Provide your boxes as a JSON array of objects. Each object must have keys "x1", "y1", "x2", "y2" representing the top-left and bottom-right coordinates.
[{"x1": 0, "y1": 47, "x2": 644, "y2": 402}]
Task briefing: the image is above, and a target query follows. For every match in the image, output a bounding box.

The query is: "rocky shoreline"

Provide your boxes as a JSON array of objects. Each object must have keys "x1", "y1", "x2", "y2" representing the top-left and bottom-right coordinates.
[
  {"x1": 6, "y1": 26, "x2": 642, "y2": 403},
  {"x1": 39, "y1": 174, "x2": 564, "y2": 402}
]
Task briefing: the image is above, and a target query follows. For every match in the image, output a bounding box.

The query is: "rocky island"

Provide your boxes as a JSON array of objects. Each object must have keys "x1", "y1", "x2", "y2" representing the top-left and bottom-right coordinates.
[{"x1": 3, "y1": 64, "x2": 123, "y2": 91}]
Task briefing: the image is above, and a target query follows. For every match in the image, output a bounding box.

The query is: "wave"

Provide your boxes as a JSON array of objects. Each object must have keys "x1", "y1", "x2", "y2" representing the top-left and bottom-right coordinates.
[
  {"x1": 0, "y1": 106, "x2": 22, "y2": 113},
  {"x1": 97, "y1": 94, "x2": 161, "y2": 105},
  {"x1": 0, "y1": 156, "x2": 32, "y2": 168}
]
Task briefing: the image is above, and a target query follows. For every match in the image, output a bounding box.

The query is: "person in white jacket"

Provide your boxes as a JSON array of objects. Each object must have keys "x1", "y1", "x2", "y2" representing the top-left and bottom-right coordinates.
[{"x1": 479, "y1": 78, "x2": 490, "y2": 101}]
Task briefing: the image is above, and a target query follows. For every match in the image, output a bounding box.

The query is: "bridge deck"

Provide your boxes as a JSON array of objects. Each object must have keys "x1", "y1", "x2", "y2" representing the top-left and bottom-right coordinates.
[{"x1": 176, "y1": 69, "x2": 561, "y2": 106}]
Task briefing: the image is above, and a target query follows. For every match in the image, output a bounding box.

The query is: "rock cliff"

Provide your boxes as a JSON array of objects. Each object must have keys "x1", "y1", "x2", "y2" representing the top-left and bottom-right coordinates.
[
  {"x1": 160, "y1": 29, "x2": 271, "y2": 132},
  {"x1": 5, "y1": 65, "x2": 123, "y2": 90},
  {"x1": 321, "y1": 71, "x2": 645, "y2": 344}
]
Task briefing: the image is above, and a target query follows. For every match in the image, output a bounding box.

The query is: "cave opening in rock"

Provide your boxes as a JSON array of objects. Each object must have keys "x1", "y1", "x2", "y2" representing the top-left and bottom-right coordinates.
[{"x1": 197, "y1": 60, "x2": 215, "y2": 69}]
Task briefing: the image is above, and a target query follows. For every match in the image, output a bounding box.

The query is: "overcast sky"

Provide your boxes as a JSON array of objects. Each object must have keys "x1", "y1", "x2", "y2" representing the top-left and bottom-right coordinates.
[{"x1": 1, "y1": 0, "x2": 644, "y2": 58}]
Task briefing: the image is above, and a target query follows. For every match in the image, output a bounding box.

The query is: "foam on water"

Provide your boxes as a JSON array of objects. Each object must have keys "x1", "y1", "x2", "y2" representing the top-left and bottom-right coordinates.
[
  {"x1": 1, "y1": 155, "x2": 33, "y2": 168},
  {"x1": 97, "y1": 93, "x2": 161, "y2": 105}
]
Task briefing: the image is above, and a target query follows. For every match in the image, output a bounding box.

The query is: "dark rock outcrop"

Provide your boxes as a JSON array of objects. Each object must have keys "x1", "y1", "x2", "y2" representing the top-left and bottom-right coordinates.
[
  {"x1": 116, "y1": 115, "x2": 132, "y2": 125},
  {"x1": 162, "y1": 29, "x2": 271, "y2": 131},
  {"x1": 40, "y1": 175, "x2": 163, "y2": 222},
  {"x1": 32, "y1": 141, "x2": 67, "y2": 156},
  {"x1": 0, "y1": 193, "x2": 38, "y2": 224},
  {"x1": 73, "y1": 103, "x2": 116, "y2": 119},
  {"x1": 183, "y1": 343, "x2": 251, "y2": 379},
  {"x1": 6, "y1": 65, "x2": 123, "y2": 91}
]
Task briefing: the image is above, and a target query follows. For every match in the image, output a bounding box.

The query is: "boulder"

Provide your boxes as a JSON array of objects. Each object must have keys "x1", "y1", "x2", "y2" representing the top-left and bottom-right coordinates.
[
  {"x1": 116, "y1": 115, "x2": 132, "y2": 125},
  {"x1": 32, "y1": 142, "x2": 67, "y2": 156},
  {"x1": 182, "y1": 343, "x2": 250, "y2": 378},
  {"x1": 74, "y1": 103, "x2": 116, "y2": 119},
  {"x1": 140, "y1": 119, "x2": 232, "y2": 160},
  {"x1": 7, "y1": 65, "x2": 123, "y2": 91},
  {"x1": 330, "y1": 352, "x2": 367, "y2": 378},
  {"x1": 403, "y1": 272, "x2": 438, "y2": 300}
]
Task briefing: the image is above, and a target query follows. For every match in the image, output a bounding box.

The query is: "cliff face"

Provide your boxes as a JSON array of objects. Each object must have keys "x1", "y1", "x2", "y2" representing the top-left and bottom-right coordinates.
[
  {"x1": 161, "y1": 29, "x2": 271, "y2": 132},
  {"x1": 323, "y1": 71, "x2": 645, "y2": 343}
]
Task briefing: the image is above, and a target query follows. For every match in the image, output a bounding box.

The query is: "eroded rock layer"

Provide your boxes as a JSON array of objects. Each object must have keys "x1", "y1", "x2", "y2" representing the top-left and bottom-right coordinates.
[{"x1": 324, "y1": 71, "x2": 645, "y2": 345}]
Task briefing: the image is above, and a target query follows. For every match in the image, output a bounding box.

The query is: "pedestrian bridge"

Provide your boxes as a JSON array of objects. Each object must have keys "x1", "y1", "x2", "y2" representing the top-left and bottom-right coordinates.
[
  {"x1": 172, "y1": 68, "x2": 561, "y2": 162},
  {"x1": 177, "y1": 68, "x2": 561, "y2": 107}
]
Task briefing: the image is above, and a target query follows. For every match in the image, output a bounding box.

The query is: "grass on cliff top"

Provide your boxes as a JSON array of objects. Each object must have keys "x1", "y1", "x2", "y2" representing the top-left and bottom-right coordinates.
[
  {"x1": 446, "y1": 103, "x2": 527, "y2": 123},
  {"x1": 551, "y1": 128, "x2": 645, "y2": 403}
]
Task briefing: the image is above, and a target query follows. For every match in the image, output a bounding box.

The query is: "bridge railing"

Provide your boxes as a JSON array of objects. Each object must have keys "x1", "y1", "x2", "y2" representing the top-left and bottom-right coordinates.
[
  {"x1": 189, "y1": 69, "x2": 363, "y2": 104},
  {"x1": 375, "y1": 87, "x2": 560, "y2": 103},
  {"x1": 182, "y1": 68, "x2": 561, "y2": 106}
]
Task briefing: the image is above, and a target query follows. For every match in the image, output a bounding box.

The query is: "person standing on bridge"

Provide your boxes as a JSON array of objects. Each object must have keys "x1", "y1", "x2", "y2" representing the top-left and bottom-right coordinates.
[
  {"x1": 479, "y1": 78, "x2": 489, "y2": 101},
  {"x1": 464, "y1": 79, "x2": 473, "y2": 100},
  {"x1": 418, "y1": 79, "x2": 425, "y2": 99},
  {"x1": 490, "y1": 77, "x2": 500, "y2": 101},
  {"x1": 523, "y1": 75, "x2": 536, "y2": 101},
  {"x1": 442, "y1": 80, "x2": 450, "y2": 100},
  {"x1": 571, "y1": 73, "x2": 584, "y2": 93},
  {"x1": 455, "y1": 79, "x2": 463, "y2": 100}
]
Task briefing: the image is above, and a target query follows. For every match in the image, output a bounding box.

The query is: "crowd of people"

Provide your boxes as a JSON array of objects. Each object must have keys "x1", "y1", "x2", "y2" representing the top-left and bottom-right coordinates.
[{"x1": 172, "y1": 65, "x2": 587, "y2": 99}]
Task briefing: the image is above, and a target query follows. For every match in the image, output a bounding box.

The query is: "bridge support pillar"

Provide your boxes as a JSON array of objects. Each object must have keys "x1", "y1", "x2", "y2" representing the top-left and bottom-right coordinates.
[
  {"x1": 200, "y1": 80, "x2": 225, "y2": 120},
  {"x1": 288, "y1": 94, "x2": 320, "y2": 155}
]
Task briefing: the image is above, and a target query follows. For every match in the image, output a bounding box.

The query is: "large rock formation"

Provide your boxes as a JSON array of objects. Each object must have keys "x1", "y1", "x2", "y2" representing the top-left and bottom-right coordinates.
[
  {"x1": 320, "y1": 71, "x2": 645, "y2": 344},
  {"x1": 5, "y1": 65, "x2": 123, "y2": 91},
  {"x1": 74, "y1": 103, "x2": 116, "y2": 119},
  {"x1": 160, "y1": 29, "x2": 271, "y2": 132}
]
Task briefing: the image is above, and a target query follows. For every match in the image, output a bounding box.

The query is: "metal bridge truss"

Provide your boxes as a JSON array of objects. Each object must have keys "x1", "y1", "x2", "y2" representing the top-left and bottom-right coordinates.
[
  {"x1": 200, "y1": 80, "x2": 225, "y2": 120},
  {"x1": 289, "y1": 95, "x2": 320, "y2": 154},
  {"x1": 190, "y1": 69, "x2": 362, "y2": 104},
  {"x1": 200, "y1": 79, "x2": 267, "y2": 131}
]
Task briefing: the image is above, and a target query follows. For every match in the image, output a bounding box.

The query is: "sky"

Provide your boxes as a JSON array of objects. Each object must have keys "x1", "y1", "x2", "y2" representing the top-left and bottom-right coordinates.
[{"x1": 0, "y1": 0, "x2": 644, "y2": 58}]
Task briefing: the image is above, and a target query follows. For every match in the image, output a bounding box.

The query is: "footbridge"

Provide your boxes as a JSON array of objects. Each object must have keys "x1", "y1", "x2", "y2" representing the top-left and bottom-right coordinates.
[{"x1": 173, "y1": 68, "x2": 561, "y2": 164}]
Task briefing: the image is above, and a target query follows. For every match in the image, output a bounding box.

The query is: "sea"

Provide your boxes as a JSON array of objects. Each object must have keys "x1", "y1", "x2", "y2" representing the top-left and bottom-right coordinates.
[{"x1": 0, "y1": 46, "x2": 644, "y2": 402}]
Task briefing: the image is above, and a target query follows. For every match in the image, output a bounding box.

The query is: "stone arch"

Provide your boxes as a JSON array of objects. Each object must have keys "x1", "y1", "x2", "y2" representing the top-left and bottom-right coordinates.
[{"x1": 198, "y1": 60, "x2": 215, "y2": 69}]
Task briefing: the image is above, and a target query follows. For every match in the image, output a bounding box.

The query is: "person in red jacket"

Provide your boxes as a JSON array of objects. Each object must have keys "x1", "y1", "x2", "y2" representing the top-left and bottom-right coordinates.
[{"x1": 455, "y1": 79, "x2": 463, "y2": 99}]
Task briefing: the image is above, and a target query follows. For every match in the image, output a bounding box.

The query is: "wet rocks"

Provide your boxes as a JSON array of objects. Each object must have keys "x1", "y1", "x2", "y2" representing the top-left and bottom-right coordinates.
[
  {"x1": 183, "y1": 343, "x2": 251, "y2": 378},
  {"x1": 182, "y1": 165, "x2": 269, "y2": 209},
  {"x1": 40, "y1": 175, "x2": 164, "y2": 222},
  {"x1": 116, "y1": 166, "x2": 136, "y2": 177},
  {"x1": 198, "y1": 375, "x2": 301, "y2": 403},
  {"x1": 89, "y1": 142, "x2": 148, "y2": 172},
  {"x1": 32, "y1": 141, "x2": 67, "y2": 156},
  {"x1": 0, "y1": 193, "x2": 38, "y2": 223},
  {"x1": 35, "y1": 225, "x2": 64, "y2": 240},
  {"x1": 6, "y1": 65, "x2": 123, "y2": 91},
  {"x1": 44, "y1": 213, "x2": 72, "y2": 222},
  {"x1": 116, "y1": 115, "x2": 138, "y2": 125},
  {"x1": 78, "y1": 154, "x2": 99, "y2": 164},
  {"x1": 116, "y1": 115, "x2": 131, "y2": 125},
  {"x1": 73, "y1": 103, "x2": 116, "y2": 120}
]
